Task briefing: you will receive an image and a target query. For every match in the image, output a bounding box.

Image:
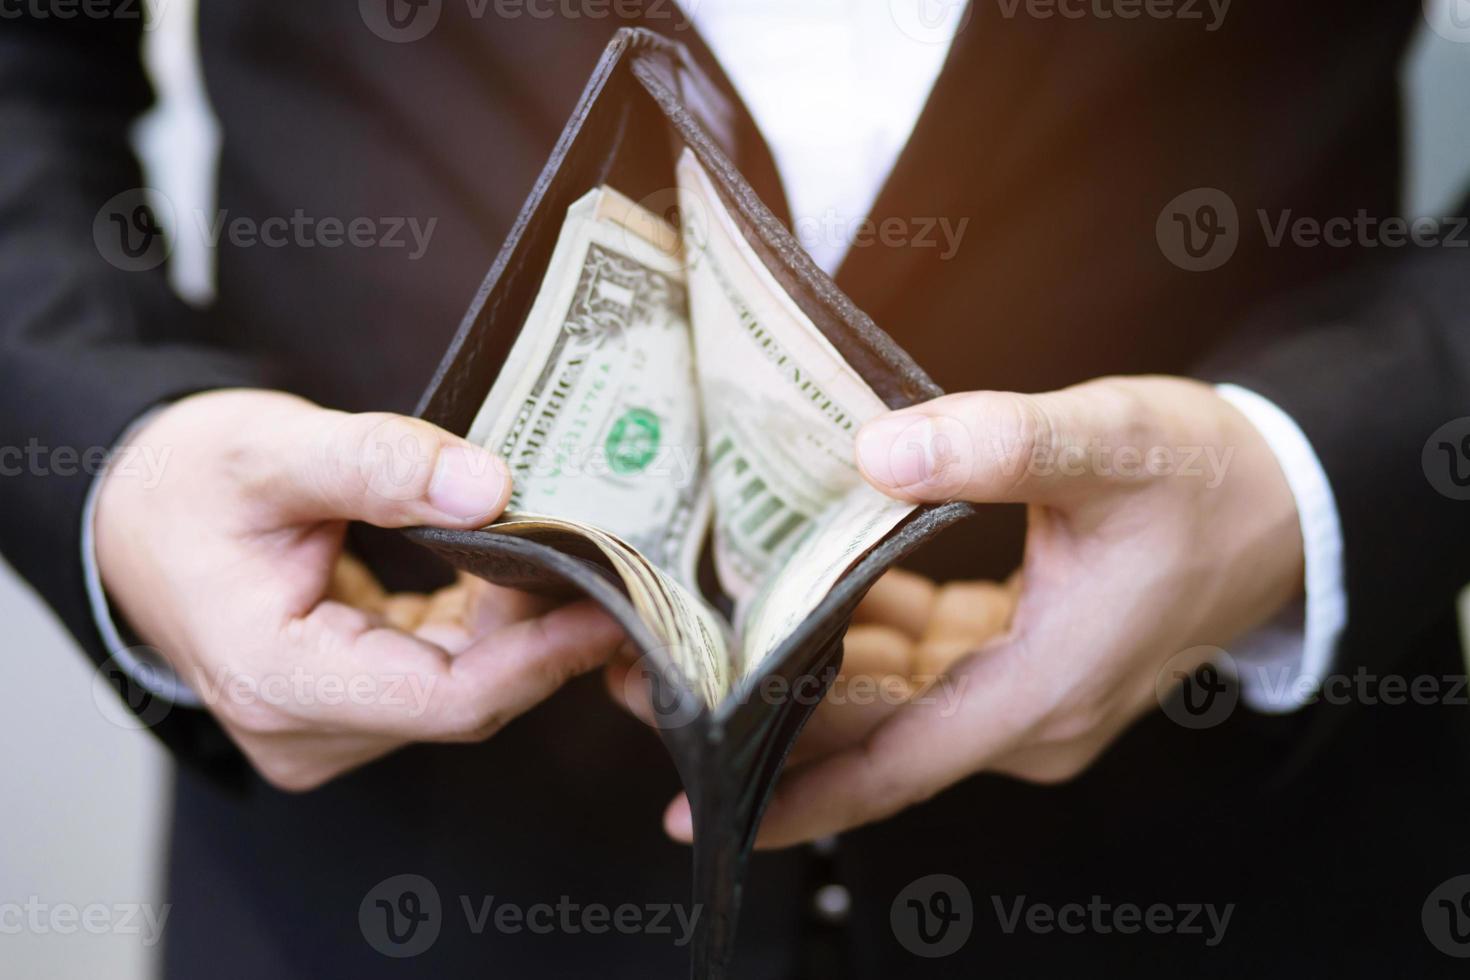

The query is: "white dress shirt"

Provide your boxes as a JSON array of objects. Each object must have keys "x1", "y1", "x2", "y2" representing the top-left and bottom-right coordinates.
[{"x1": 94, "y1": 3, "x2": 1347, "y2": 711}]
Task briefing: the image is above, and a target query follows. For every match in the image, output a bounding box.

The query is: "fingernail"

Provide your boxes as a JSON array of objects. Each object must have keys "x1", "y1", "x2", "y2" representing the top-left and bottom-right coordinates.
[
  {"x1": 428, "y1": 444, "x2": 508, "y2": 521},
  {"x1": 857, "y1": 414, "x2": 932, "y2": 489},
  {"x1": 665, "y1": 799, "x2": 694, "y2": 843}
]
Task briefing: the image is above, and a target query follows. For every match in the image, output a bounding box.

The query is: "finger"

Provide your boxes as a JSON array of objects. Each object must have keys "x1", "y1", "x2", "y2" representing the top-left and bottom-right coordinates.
[
  {"x1": 776, "y1": 627, "x2": 917, "y2": 767},
  {"x1": 665, "y1": 793, "x2": 694, "y2": 842},
  {"x1": 752, "y1": 646, "x2": 1032, "y2": 848},
  {"x1": 841, "y1": 624, "x2": 917, "y2": 678},
  {"x1": 922, "y1": 581, "x2": 1015, "y2": 643},
  {"x1": 327, "y1": 552, "x2": 389, "y2": 610},
  {"x1": 853, "y1": 384, "x2": 1142, "y2": 505},
  {"x1": 461, "y1": 579, "x2": 560, "y2": 634},
  {"x1": 415, "y1": 599, "x2": 627, "y2": 741},
  {"x1": 990, "y1": 738, "x2": 1108, "y2": 786},
  {"x1": 419, "y1": 576, "x2": 556, "y2": 637},
  {"x1": 272, "y1": 599, "x2": 624, "y2": 741},
  {"x1": 914, "y1": 580, "x2": 1016, "y2": 675},
  {"x1": 851, "y1": 569, "x2": 936, "y2": 638},
  {"x1": 417, "y1": 578, "x2": 559, "y2": 654},
  {"x1": 252, "y1": 408, "x2": 511, "y2": 529},
  {"x1": 228, "y1": 727, "x2": 403, "y2": 793},
  {"x1": 603, "y1": 656, "x2": 656, "y2": 727},
  {"x1": 797, "y1": 673, "x2": 912, "y2": 765},
  {"x1": 419, "y1": 576, "x2": 475, "y2": 627},
  {"x1": 380, "y1": 594, "x2": 430, "y2": 631}
]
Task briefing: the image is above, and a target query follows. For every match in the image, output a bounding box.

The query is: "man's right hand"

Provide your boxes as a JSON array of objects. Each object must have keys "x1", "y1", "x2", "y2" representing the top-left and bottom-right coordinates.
[{"x1": 95, "y1": 389, "x2": 623, "y2": 791}]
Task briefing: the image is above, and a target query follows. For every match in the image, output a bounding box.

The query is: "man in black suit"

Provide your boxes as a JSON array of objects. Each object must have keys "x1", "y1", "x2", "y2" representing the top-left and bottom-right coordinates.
[{"x1": 3, "y1": 1, "x2": 1468, "y2": 976}]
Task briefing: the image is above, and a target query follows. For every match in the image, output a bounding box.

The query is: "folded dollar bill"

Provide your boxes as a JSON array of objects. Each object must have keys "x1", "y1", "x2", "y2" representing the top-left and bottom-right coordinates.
[{"x1": 464, "y1": 151, "x2": 916, "y2": 707}]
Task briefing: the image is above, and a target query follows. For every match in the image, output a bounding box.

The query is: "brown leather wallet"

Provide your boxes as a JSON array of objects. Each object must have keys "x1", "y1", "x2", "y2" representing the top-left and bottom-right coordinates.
[{"x1": 401, "y1": 27, "x2": 972, "y2": 978}]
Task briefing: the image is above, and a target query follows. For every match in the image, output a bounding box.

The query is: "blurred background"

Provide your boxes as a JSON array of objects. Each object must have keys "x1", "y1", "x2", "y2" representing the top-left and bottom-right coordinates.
[{"x1": 3, "y1": 2, "x2": 1469, "y2": 977}]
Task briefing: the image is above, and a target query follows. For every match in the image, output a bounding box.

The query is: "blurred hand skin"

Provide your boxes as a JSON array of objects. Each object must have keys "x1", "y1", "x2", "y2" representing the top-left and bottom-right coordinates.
[
  {"x1": 636, "y1": 376, "x2": 1305, "y2": 848},
  {"x1": 95, "y1": 389, "x2": 624, "y2": 791}
]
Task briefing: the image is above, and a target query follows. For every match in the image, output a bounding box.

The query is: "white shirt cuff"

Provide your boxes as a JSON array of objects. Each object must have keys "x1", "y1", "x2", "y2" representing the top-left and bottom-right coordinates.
[
  {"x1": 1214, "y1": 383, "x2": 1347, "y2": 713},
  {"x1": 81, "y1": 408, "x2": 202, "y2": 708}
]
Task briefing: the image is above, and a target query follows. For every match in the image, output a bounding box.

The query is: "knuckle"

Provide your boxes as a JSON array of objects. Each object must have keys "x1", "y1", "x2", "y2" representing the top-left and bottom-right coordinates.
[
  {"x1": 259, "y1": 759, "x2": 332, "y2": 794},
  {"x1": 984, "y1": 394, "x2": 1056, "y2": 497},
  {"x1": 859, "y1": 729, "x2": 931, "y2": 813},
  {"x1": 343, "y1": 413, "x2": 442, "y2": 507},
  {"x1": 452, "y1": 710, "x2": 509, "y2": 743},
  {"x1": 237, "y1": 743, "x2": 332, "y2": 793},
  {"x1": 218, "y1": 696, "x2": 292, "y2": 737},
  {"x1": 1010, "y1": 654, "x2": 1105, "y2": 745},
  {"x1": 435, "y1": 697, "x2": 509, "y2": 742},
  {"x1": 1005, "y1": 751, "x2": 1090, "y2": 786},
  {"x1": 220, "y1": 431, "x2": 280, "y2": 502},
  {"x1": 538, "y1": 655, "x2": 586, "y2": 694},
  {"x1": 1091, "y1": 380, "x2": 1154, "y2": 451},
  {"x1": 1036, "y1": 689, "x2": 1107, "y2": 744}
]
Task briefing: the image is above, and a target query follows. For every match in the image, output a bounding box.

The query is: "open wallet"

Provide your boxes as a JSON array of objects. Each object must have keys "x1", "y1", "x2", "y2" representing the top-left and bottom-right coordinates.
[{"x1": 401, "y1": 27, "x2": 973, "y2": 978}]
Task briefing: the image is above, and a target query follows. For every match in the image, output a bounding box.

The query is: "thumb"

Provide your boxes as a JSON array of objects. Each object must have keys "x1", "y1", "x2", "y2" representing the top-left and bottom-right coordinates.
[
  {"x1": 854, "y1": 385, "x2": 1133, "y2": 506},
  {"x1": 266, "y1": 408, "x2": 511, "y2": 528}
]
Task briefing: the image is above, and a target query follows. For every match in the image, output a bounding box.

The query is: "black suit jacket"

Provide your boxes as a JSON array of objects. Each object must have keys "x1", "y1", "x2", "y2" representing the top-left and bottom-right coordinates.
[{"x1": 3, "y1": 2, "x2": 1469, "y2": 976}]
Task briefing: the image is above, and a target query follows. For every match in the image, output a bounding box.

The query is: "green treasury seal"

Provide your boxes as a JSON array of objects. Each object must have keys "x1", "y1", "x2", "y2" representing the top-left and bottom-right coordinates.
[{"x1": 606, "y1": 407, "x2": 661, "y2": 474}]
